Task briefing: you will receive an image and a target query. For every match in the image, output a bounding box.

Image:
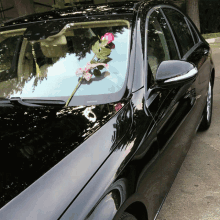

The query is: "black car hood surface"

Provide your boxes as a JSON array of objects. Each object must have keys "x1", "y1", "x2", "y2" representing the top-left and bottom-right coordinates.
[{"x1": 0, "y1": 101, "x2": 132, "y2": 216}]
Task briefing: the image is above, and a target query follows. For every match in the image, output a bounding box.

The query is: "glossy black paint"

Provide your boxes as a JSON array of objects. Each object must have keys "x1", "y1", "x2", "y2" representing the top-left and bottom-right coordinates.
[
  {"x1": 0, "y1": 1, "x2": 215, "y2": 220},
  {"x1": 1, "y1": 2, "x2": 137, "y2": 27},
  {"x1": 155, "y1": 60, "x2": 195, "y2": 82}
]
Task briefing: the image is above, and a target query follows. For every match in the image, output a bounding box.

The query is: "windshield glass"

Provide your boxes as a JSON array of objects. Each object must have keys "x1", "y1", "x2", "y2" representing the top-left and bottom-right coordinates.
[{"x1": 0, "y1": 20, "x2": 130, "y2": 105}]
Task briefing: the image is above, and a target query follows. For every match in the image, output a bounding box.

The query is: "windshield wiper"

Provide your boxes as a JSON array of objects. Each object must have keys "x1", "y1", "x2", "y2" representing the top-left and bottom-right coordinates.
[{"x1": 0, "y1": 97, "x2": 66, "y2": 108}]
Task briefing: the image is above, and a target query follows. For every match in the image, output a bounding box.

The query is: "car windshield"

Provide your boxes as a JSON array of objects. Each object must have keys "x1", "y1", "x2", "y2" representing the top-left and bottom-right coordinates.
[{"x1": 0, "y1": 20, "x2": 130, "y2": 105}]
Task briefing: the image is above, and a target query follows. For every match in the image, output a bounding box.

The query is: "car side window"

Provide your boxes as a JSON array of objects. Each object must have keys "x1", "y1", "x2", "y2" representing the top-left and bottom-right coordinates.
[
  {"x1": 147, "y1": 9, "x2": 178, "y2": 87},
  {"x1": 163, "y1": 8, "x2": 194, "y2": 57}
]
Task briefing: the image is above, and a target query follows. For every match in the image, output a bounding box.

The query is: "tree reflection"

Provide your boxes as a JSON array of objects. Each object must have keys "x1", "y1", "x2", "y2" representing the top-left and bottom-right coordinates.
[{"x1": 70, "y1": 26, "x2": 125, "y2": 61}]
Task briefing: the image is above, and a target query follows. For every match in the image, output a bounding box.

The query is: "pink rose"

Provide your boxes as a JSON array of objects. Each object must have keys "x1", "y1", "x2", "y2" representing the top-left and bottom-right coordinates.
[{"x1": 101, "y1": 32, "x2": 114, "y2": 44}]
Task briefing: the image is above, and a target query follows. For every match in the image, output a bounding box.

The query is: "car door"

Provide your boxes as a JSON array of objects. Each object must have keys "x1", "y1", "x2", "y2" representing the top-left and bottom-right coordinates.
[
  {"x1": 162, "y1": 6, "x2": 211, "y2": 154},
  {"x1": 145, "y1": 7, "x2": 203, "y2": 206}
]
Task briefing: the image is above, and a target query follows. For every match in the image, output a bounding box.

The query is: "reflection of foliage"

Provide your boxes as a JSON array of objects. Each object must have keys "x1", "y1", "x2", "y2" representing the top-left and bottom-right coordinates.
[
  {"x1": 163, "y1": 8, "x2": 194, "y2": 55},
  {"x1": 52, "y1": 0, "x2": 77, "y2": 9},
  {"x1": 53, "y1": 0, "x2": 84, "y2": 9},
  {"x1": 52, "y1": 0, "x2": 66, "y2": 9},
  {"x1": 111, "y1": 97, "x2": 152, "y2": 153},
  {"x1": 70, "y1": 33, "x2": 97, "y2": 61},
  {"x1": 110, "y1": 101, "x2": 133, "y2": 152},
  {"x1": 0, "y1": 39, "x2": 48, "y2": 97},
  {"x1": 71, "y1": 26, "x2": 125, "y2": 61},
  {"x1": 0, "y1": 36, "x2": 20, "y2": 72},
  {"x1": 148, "y1": 12, "x2": 166, "y2": 65},
  {"x1": 199, "y1": 0, "x2": 220, "y2": 34},
  {"x1": 52, "y1": 0, "x2": 94, "y2": 9}
]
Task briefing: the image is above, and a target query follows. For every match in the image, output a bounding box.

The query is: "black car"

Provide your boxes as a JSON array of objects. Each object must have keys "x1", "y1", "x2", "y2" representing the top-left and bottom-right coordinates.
[{"x1": 0, "y1": 1, "x2": 215, "y2": 220}]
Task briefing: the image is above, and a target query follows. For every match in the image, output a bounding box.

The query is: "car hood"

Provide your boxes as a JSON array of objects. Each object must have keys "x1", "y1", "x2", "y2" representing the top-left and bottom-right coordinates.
[{"x1": 0, "y1": 101, "x2": 132, "y2": 219}]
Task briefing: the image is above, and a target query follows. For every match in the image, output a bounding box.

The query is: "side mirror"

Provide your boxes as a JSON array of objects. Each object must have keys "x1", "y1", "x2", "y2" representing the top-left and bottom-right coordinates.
[{"x1": 155, "y1": 60, "x2": 198, "y2": 87}]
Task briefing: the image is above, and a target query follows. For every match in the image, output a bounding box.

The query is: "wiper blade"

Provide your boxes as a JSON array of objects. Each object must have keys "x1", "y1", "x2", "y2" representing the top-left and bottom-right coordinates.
[
  {"x1": 0, "y1": 98, "x2": 13, "y2": 107},
  {"x1": 0, "y1": 97, "x2": 66, "y2": 108}
]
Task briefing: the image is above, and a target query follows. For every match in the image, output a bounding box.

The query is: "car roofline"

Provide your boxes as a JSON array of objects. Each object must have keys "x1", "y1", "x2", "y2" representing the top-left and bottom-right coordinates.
[{"x1": 1, "y1": 1, "x2": 141, "y2": 28}]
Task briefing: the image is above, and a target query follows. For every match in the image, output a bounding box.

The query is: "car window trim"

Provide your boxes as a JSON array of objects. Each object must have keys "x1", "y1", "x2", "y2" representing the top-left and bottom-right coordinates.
[
  {"x1": 158, "y1": 5, "x2": 202, "y2": 45},
  {"x1": 145, "y1": 6, "x2": 165, "y2": 94},
  {"x1": 144, "y1": 5, "x2": 200, "y2": 94},
  {"x1": 160, "y1": 5, "x2": 197, "y2": 58},
  {"x1": 181, "y1": 41, "x2": 203, "y2": 60},
  {"x1": 186, "y1": 18, "x2": 201, "y2": 45},
  {"x1": 184, "y1": 17, "x2": 195, "y2": 45},
  {"x1": 160, "y1": 7, "x2": 184, "y2": 57},
  {"x1": 145, "y1": 6, "x2": 180, "y2": 94},
  {"x1": 151, "y1": 16, "x2": 171, "y2": 60},
  {"x1": 144, "y1": 6, "x2": 155, "y2": 94},
  {"x1": 160, "y1": 8, "x2": 181, "y2": 59}
]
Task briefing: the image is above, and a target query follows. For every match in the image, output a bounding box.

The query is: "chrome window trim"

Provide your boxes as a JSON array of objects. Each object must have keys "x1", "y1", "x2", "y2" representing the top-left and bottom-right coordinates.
[
  {"x1": 160, "y1": 8, "x2": 181, "y2": 59},
  {"x1": 184, "y1": 17, "x2": 195, "y2": 45}
]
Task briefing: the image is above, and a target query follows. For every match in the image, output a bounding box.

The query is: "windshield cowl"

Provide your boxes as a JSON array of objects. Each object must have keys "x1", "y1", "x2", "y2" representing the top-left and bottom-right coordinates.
[{"x1": 0, "y1": 97, "x2": 66, "y2": 108}]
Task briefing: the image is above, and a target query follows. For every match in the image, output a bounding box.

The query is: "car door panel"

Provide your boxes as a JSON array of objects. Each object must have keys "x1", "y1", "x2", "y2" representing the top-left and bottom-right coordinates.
[
  {"x1": 60, "y1": 88, "x2": 161, "y2": 220},
  {"x1": 145, "y1": 6, "x2": 206, "y2": 206},
  {"x1": 147, "y1": 82, "x2": 198, "y2": 203},
  {"x1": 187, "y1": 43, "x2": 212, "y2": 97},
  {"x1": 158, "y1": 8, "x2": 213, "y2": 206}
]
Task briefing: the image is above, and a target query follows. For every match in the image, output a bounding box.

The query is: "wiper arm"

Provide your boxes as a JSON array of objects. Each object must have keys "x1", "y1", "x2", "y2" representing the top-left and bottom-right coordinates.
[
  {"x1": 0, "y1": 97, "x2": 66, "y2": 108},
  {"x1": 10, "y1": 97, "x2": 45, "y2": 107}
]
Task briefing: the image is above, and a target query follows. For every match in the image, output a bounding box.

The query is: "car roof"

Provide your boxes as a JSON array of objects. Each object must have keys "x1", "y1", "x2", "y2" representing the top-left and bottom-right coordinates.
[
  {"x1": 1, "y1": 0, "x2": 180, "y2": 28},
  {"x1": 1, "y1": 1, "x2": 142, "y2": 28}
]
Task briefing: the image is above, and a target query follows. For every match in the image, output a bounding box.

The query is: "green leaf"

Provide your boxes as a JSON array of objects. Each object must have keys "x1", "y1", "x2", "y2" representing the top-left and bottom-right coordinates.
[
  {"x1": 92, "y1": 40, "x2": 100, "y2": 54},
  {"x1": 93, "y1": 69, "x2": 101, "y2": 77},
  {"x1": 102, "y1": 57, "x2": 112, "y2": 63},
  {"x1": 100, "y1": 39, "x2": 108, "y2": 47},
  {"x1": 96, "y1": 53, "x2": 108, "y2": 60},
  {"x1": 97, "y1": 65, "x2": 104, "y2": 70},
  {"x1": 100, "y1": 48, "x2": 111, "y2": 56},
  {"x1": 90, "y1": 60, "x2": 96, "y2": 64}
]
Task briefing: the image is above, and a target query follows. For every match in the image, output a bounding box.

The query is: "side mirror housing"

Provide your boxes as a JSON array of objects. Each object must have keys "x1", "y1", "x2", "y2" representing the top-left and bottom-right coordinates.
[{"x1": 155, "y1": 60, "x2": 198, "y2": 87}]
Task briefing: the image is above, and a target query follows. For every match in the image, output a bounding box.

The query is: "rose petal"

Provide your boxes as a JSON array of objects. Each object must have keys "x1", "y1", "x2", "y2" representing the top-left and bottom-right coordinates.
[{"x1": 103, "y1": 33, "x2": 114, "y2": 44}]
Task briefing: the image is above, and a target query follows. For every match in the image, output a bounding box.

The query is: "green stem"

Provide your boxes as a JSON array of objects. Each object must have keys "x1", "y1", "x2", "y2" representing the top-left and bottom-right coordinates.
[
  {"x1": 91, "y1": 54, "x2": 96, "y2": 63},
  {"x1": 65, "y1": 77, "x2": 84, "y2": 107}
]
